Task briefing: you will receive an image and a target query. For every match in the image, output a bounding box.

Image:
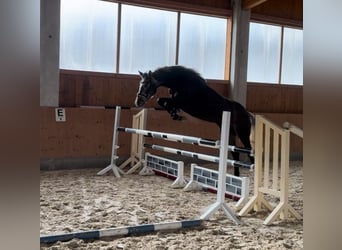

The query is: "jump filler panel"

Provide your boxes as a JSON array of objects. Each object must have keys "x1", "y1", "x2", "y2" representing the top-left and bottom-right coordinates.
[
  {"x1": 140, "y1": 153, "x2": 187, "y2": 188},
  {"x1": 184, "y1": 164, "x2": 249, "y2": 208}
]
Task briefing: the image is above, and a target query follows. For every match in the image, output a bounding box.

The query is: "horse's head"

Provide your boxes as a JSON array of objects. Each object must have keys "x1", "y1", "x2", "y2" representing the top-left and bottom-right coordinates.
[{"x1": 135, "y1": 70, "x2": 158, "y2": 107}]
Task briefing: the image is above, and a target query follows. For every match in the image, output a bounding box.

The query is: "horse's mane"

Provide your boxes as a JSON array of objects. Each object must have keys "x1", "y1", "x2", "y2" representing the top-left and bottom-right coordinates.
[{"x1": 152, "y1": 65, "x2": 207, "y2": 88}]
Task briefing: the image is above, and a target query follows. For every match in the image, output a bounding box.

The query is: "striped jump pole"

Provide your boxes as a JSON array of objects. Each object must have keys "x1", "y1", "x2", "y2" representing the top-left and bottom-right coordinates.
[
  {"x1": 229, "y1": 145, "x2": 254, "y2": 156},
  {"x1": 118, "y1": 127, "x2": 254, "y2": 156},
  {"x1": 40, "y1": 219, "x2": 203, "y2": 244},
  {"x1": 144, "y1": 143, "x2": 254, "y2": 170},
  {"x1": 118, "y1": 127, "x2": 220, "y2": 148}
]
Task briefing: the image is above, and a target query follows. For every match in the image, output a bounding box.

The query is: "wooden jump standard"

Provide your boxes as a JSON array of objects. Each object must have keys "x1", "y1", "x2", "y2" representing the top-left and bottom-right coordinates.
[{"x1": 238, "y1": 115, "x2": 302, "y2": 225}]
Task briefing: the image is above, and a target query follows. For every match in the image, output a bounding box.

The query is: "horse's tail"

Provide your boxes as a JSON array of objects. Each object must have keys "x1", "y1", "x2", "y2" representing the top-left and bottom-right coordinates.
[{"x1": 248, "y1": 112, "x2": 255, "y2": 150}]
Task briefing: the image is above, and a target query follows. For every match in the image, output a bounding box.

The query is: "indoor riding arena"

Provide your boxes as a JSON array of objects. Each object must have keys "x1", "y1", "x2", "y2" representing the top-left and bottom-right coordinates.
[{"x1": 41, "y1": 0, "x2": 303, "y2": 249}]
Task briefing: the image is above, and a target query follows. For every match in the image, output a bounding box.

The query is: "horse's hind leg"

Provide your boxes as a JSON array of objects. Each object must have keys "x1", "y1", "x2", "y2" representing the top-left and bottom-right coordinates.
[
  {"x1": 229, "y1": 134, "x2": 240, "y2": 176},
  {"x1": 157, "y1": 97, "x2": 183, "y2": 120},
  {"x1": 237, "y1": 127, "x2": 255, "y2": 165}
]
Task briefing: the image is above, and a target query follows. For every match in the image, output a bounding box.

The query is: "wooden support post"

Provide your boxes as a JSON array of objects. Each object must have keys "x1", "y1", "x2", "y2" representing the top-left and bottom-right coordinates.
[{"x1": 229, "y1": 0, "x2": 250, "y2": 105}]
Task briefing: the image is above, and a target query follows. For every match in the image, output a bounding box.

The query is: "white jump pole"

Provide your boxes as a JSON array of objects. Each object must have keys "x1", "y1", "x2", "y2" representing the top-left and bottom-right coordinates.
[
  {"x1": 143, "y1": 144, "x2": 253, "y2": 170},
  {"x1": 118, "y1": 127, "x2": 220, "y2": 148},
  {"x1": 118, "y1": 127, "x2": 254, "y2": 156}
]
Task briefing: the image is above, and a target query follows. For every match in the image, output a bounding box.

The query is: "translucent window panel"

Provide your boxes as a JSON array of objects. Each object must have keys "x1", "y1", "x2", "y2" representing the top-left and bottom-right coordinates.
[
  {"x1": 247, "y1": 22, "x2": 281, "y2": 83},
  {"x1": 281, "y1": 28, "x2": 303, "y2": 85},
  {"x1": 119, "y1": 5, "x2": 177, "y2": 74},
  {"x1": 60, "y1": 0, "x2": 118, "y2": 73},
  {"x1": 178, "y1": 13, "x2": 227, "y2": 80}
]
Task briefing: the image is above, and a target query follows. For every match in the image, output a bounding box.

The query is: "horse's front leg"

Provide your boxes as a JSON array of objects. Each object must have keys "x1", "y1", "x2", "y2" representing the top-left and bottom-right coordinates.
[{"x1": 157, "y1": 97, "x2": 184, "y2": 120}]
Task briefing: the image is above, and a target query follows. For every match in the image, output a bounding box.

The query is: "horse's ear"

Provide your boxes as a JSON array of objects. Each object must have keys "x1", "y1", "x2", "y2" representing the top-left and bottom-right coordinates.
[
  {"x1": 138, "y1": 71, "x2": 144, "y2": 78},
  {"x1": 148, "y1": 70, "x2": 152, "y2": 77}
]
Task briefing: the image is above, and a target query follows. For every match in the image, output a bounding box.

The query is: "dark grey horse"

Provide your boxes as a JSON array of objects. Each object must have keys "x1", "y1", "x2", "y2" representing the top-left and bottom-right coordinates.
[{"x1": 135, "y1": 65, "x2": 254, "y2": 176}]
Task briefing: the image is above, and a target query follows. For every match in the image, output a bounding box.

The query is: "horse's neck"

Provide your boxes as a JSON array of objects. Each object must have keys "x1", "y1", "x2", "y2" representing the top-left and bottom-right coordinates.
[
  {"x1": 152, "y1": 66, "x2": 205, "y2": 91},
  {"x1": 158, "y1": 80, "x2": 176, "y2": 90},
  {"x1": 152, "y1": 70, "x2": 179, "y2": 90}
]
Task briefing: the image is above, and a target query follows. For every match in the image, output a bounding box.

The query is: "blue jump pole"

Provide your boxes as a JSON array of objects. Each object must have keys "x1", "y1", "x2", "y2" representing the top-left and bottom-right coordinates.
[{"x1": 40, "y1": 219, "x2": 203, "y2": 244}]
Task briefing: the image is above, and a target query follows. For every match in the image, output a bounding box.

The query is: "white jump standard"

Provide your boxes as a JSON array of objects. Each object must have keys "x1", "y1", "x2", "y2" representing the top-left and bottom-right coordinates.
[
  {"x1": 198, "y1": 111, "x2": 240, "y2": 223},
  {"x1": 97, "y1": 106, "x2": 125, "y2": 177}
]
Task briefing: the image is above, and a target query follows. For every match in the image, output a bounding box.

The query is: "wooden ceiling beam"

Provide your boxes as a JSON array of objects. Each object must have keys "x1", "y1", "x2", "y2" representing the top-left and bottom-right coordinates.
[{"x1": 242, "y1": 0, "x2": 268, "y2": 10}]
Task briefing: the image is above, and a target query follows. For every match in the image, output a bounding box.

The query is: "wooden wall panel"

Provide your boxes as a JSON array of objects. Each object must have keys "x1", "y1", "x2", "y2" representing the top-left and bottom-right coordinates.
[
  {"x1": 60, "y1": 72, "x2": 303, "y2": 113},
  {"x1": 58, "y1": 73, "x2": 304, "y2": 118},
  {"x1": 59, "y1": 71, "x2": 141, "y2": 107},
  {"x1": 114, "y1": 0, "x2": 231, "y2": 17},
  {"x1": 40, "y1": 107, "x2": 115, "y2": 158},
  {"x1": 246, "y1": 83, "x2": 303, "y2": 113},
  {"x1": 110, "y1": 0, "x2": 303, "y2": 25},
  {"x1": 40, "y1": 107, "x2": 221, "y2": 159},
  {"x1": 51, "y1": 72, "x2": 304, "y2": 168},
  {"x1": 41, "y1": 107, "x2": 302, "y2": 165},
  {"x1": 59, "y1": 71, "x2": 229, "y2": 108},
  {"x1": 123, "y1": 0, "x2": 303, "y2": 26},
  {"x1": 167, "y1": 0, "x2": 230, "y2": 10},
  {"x1": 251, "y1": 0, "x2": 303, "y2": 27}
]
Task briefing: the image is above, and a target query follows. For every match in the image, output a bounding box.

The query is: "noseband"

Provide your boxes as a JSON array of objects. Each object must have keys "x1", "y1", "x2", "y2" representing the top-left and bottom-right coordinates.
[{"x1": 137, "y1": 93, "x2": 149, "y2": 103}]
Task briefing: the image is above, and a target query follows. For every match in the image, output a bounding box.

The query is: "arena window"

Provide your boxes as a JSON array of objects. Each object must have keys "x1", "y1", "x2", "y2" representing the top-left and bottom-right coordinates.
[
  {"x1": 59, "y1": 0, "x2": 228, "y2": 80},
  {"x1": 59, "y1": 0, "x2": 118, "y2": 73},
  {"x1": 247, "y1": 22, "x2": 303, "y2": 85},
  {"x1": 119, "y1": 5, "x2": 177, "y2": 74},
  {"x1": 178, "y1": 13, "x2": 227, "y2": 80}
]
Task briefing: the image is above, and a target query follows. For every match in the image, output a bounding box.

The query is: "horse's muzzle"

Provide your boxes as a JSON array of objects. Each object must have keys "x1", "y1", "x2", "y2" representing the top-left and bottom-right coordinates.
[{"x1": 135, "y1": 95, "x2": 146, "y2": 107}]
